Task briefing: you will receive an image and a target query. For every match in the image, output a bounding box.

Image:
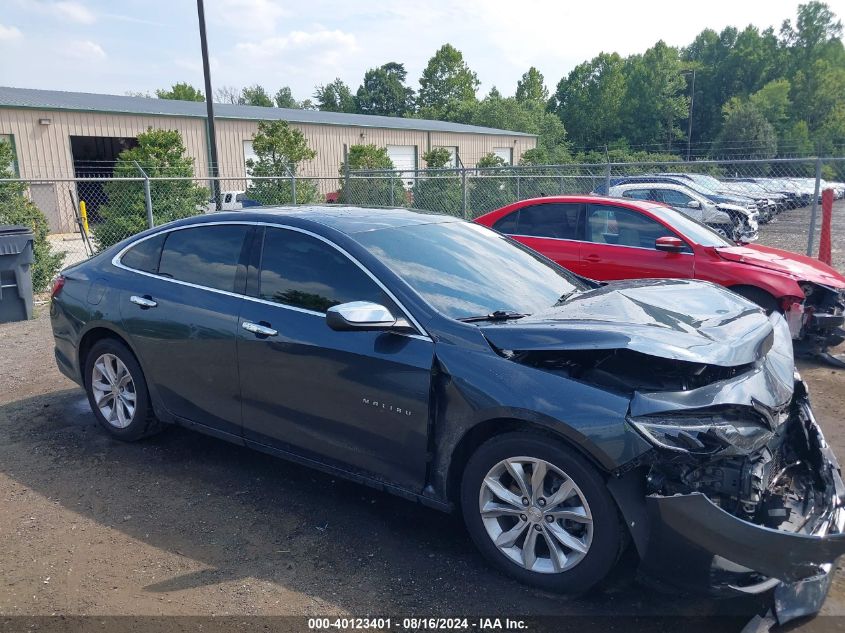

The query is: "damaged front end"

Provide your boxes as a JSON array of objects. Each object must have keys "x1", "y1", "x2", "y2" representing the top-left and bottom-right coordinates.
[
  {"x1": 790, "y1": 282, "x2": 845, "y2": 367},
  {"x1": 616, "y1": 316, "x2": 845, "y2": 624}
]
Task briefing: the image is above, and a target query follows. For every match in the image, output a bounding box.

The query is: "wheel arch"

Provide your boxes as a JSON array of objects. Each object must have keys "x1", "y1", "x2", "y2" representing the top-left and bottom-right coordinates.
[{"x1": 444, "y1": 417, "x2": 614, "y2": 510}]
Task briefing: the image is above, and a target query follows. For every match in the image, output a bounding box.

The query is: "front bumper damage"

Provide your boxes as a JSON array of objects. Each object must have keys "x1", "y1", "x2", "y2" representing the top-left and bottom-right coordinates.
[
  {"x1": 791, "y1": 286, "x2": 845, "y2": 368},
  {"x1": 610, "y1": 315, "x2": 845, "y2": 625}
]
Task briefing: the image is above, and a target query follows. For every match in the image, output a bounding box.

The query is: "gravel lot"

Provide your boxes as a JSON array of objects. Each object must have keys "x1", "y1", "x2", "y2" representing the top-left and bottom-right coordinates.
[{"x1": 1, "y1": 203, "x2": 845, "y2": 630}]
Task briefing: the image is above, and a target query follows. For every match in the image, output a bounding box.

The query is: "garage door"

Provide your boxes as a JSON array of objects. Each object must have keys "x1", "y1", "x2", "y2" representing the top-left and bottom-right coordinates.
[
  {"x1": 493, "y1": 147, "x2": 513, "y2": 165},
  {"x1": 386, "y1": 145, "x2": 417, "y2": 188}
]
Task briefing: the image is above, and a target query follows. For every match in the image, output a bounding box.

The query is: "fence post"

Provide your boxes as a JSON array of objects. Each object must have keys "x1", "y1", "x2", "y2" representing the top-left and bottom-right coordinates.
[
  {"x1": 461, "y1": 167, "x2": 468, "y2": 219},
  {"x1": 134, "y1": 161, "x2": 154, "y2": 228},
  {"x1": 343, "y1": 145, "x2": 350, "y2": 204},
  {"x1": 806, "y1": 156, "x2": 823, "y2": 256},
  {"x1": 605, "y1": 162, "x2": 612, "y2": 196},
  {"x1": 516, "y1": 172, "x2": 521, "y2": 200},
  {"x1": 290, "y1": 164, "x2": 297, "y2": 205},
  {"x1": 389, "y1": 172, "x2": 395, "y2": 206}
]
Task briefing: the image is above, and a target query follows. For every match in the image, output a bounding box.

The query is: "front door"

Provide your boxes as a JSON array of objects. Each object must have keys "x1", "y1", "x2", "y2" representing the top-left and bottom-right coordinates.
[
  {"x1": 237, "y1": 226, "x2": 434, "y2": 490},
  {"x1": 581, "y1": 203, "x2": 695, "y2": 280}
]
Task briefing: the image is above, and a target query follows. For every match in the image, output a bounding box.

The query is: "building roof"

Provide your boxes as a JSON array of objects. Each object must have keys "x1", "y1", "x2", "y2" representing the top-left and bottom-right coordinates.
[{"x1": 0, "y1": 86, "x2": 536, "y2": 137}]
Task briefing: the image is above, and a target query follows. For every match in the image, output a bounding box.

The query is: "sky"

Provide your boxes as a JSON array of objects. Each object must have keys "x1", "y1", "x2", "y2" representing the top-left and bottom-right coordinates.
[{"x1": 2, "y1": 0, "x2": 844, "y2": 102}]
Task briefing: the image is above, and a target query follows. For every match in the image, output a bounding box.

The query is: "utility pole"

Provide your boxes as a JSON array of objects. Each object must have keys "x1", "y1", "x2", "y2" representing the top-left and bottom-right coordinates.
[
  {"x1": 685, "y1": 69, "x2": 695, "y2": 161},
  {"x1": 197, "y1": 0, "x2": 220, "y2": 210}
]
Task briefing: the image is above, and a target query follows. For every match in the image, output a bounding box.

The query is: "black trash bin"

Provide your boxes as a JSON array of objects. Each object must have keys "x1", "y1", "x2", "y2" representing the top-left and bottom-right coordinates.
[{"x1": 0, "y1": 224, "x2": 35, "y2": 323}]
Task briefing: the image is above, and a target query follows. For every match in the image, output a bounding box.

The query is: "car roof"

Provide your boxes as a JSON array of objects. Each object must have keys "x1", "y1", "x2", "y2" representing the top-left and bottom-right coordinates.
[
  {"x1": 489, "y1": 194, "x2": 672, "y2": 216},
  {"x1": 178, "y1": 205, "x2": 461, "y2": 235}
]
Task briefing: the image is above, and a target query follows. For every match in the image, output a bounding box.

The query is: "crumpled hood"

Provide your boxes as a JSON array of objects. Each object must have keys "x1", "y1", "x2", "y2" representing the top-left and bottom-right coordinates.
[
  {"x1": 480, "y1": 279, "x2": 774, "y2": 367},
  {"x1": 716, "y1": 244, "x2": 845, "y2": 288}
]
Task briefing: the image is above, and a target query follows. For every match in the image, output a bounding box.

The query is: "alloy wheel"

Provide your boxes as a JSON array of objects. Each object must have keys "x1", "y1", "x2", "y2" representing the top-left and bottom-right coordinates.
[
  {"x1": 91, "y1": 353, "x2": 136, "y2": 429},
  {"x1": 478, "y1": 456, "x2": 593, "y2": 574}
]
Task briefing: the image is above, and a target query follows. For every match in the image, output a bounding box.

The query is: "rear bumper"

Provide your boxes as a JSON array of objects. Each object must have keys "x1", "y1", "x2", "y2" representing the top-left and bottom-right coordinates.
[{"x1": 633, "y1": 392, "x2": 845, "y2": 623}]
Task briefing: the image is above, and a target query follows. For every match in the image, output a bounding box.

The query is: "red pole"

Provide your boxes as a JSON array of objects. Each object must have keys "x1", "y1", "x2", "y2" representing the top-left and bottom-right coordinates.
[{"x1": 819, "y1": 189, "x2": 833, "y2": 266}]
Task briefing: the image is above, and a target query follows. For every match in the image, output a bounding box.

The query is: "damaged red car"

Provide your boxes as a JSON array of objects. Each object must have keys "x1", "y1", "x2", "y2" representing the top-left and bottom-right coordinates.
[{"x1": 475, "y1": 195, "x2": 845, "y2": 364}]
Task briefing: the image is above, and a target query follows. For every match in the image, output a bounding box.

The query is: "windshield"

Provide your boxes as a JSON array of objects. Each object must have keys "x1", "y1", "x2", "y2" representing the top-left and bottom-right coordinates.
[
  {"x1": 645, "y1": 204, "x2": 733, "y2": 248},
  {"x1": 357, "y1": 221, "x2": 586, "y2": 320},
  {"x1": 688, "y1": 174, "x2": 724, "y2": 190}
]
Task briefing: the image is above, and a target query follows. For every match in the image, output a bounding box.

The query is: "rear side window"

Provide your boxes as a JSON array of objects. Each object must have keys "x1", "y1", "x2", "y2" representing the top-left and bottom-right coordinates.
[
  {"x1": 517, "y1": 203, "x2": 582, "y2": 239},
  {"x1": 120, "y1": 233, "x2": 166, "y2": 273},
  {"x1": 621, "y1": 189, "x2": 654, "y2": 201},
  {"x1": 492, "y1": 212, "x2": 518, "y2": 234},
  {"x1": 258, "y1": 227, "x2": 393, "y2": 313},
  {"x1": 158, "y1": 225, "x2": 249, "y2": 292}
]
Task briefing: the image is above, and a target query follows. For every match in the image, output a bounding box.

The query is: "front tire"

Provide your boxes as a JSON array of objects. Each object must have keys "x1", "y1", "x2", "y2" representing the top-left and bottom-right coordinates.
[
  {"x1": 84, "y1": 338, "x2": 162, "y2": 441},
  {"x1": 460, "y1": 433, "x2": 623, "y2": 593}
]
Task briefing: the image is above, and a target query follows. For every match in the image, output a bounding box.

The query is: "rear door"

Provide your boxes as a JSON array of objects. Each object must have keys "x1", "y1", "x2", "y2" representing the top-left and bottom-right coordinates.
[
  {"x1": 236, "y1": 226, "x2": 434, "y2": 490},
  {"x1": 581, "y1": 203, "x2": 694, "y2": 280},
  {"x1": 493, "y1": 202, "x2": 585, "y2": 274},
  {"x1": 118, "y1": 223, "x2": 251, "y2": 436}
]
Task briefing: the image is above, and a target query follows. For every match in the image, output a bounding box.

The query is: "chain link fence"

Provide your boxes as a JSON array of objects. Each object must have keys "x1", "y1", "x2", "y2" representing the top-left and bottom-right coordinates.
[{"x1": 4, "y1": 157, "x2": 843, "y2": 271}]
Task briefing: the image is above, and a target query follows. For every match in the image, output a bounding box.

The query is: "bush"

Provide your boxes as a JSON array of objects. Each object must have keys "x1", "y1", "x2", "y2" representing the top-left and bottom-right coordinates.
[
  {"x1": 339, "y1": 144, "x2": 406, "y2": 206},
  {"x1": 245, "y1": 121, "x2": 321, "y2": 205},
  {"x1": 0, "y1": 141, "x2": 64, "y2": 291},
  {"x1": 412, "y1": 148, "x2": 463, "y2": 215},
  {"x1": 93, "y1": 129, "x2": 207, "y2": 250}
]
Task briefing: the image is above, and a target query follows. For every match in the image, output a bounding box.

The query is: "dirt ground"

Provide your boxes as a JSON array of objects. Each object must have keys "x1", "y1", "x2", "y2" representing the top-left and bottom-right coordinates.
[{"x1": 1, "y1": 306, "x2": 845, "y2": 632}]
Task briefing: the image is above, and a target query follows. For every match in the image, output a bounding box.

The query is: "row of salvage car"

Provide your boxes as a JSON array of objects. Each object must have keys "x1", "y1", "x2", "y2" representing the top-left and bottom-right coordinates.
[{"x1": 598, "y1": 173, "x2": 845, "y2": 243}]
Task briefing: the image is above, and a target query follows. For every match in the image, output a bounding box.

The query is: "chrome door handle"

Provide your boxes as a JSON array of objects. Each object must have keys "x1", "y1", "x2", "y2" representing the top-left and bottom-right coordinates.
[
  {"x1": 130, "y1": 295, "x2": 157, "y2": 308},
  {"x1": 242, "y1": 321, "x2": 278, "y2": 337}
]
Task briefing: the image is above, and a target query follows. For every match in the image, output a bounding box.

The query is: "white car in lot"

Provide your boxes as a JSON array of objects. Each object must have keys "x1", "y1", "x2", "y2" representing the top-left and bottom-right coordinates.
[
  {"x1": 204, "y1": 191, "x2": 248, "y2": 213},
  {"x1": 608, "y1": 182, "x2": 758, "y2": 242}
]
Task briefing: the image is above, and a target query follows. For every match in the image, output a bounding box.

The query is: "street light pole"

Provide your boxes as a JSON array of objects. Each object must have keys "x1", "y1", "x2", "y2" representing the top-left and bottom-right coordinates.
[
  {"x1": 686, "y1": 69, "x2": 695, "y2": 162},
  {"x1": 197, "y1": 0, "x2": 220, "y2": 210}
]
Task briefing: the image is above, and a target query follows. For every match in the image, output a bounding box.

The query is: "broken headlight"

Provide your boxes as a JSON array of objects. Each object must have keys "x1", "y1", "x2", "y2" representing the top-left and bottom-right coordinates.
[{"x1": 629, "y1": 411, "x2": 774, "y2": 455}]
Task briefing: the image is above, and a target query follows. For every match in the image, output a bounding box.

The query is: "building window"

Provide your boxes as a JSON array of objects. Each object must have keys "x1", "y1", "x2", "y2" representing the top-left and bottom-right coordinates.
[
  {"x1": 0, "y1": 134, "x2": 19, "y2": 176},
  {"x1": 493, "y1": 147, "x2": 513, "y2": 165},
  {"x1": 243, "y1": 140, "x2": 258, "y2": 173}
]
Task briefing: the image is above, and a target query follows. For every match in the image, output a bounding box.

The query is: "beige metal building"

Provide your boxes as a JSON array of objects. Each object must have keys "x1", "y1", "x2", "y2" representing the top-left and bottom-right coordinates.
[{"x1": 0, "y1": 86, "x2": 536, "y2": 232}]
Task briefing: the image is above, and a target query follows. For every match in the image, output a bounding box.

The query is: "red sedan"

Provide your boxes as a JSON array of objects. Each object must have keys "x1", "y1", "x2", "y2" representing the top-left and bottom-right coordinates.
[{"x1": 475, "y1": 195, "x2": 845, "y2": 361}]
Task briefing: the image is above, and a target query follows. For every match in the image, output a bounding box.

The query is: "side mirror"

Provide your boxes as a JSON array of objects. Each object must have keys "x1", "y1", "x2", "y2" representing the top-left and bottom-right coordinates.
[
  {"x1": 687, "y1": 200, "x2": 702, "y2": 209},
  {"x1": 655, "y1": 236, "x2": 686, "y2": 253},
  {"x1": 326, "y1": 301, "x2": 408, "y2": 332}
]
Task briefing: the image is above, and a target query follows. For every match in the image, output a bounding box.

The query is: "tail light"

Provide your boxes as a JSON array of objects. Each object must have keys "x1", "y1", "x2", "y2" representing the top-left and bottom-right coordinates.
[{"x1": 50, "y1": 275, "x2": 65, "y2": 298}]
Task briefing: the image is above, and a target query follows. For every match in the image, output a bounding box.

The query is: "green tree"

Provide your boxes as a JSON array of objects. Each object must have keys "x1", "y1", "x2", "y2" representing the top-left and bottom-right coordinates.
[
  {"x1": 155, "y1": 82, "x2": 204, "y2": 102},
  {"x1": 412, "y1": 148, "x2": 462, "y2": 216},
  {"x1": 239, "y1": 84, "x2": 274, "y2": 107},
  {"x1": 469, "y1": 153, "x2": 514, "y2": 215},
  {"x1": 245, "y1": 120, "x2": 320, "y2": 205},
  {"x1": 0, "y1": 141, "x2": 63, "y2": 291},
  {"x1": 274, "y1": 86, "x2": 299, "y2": 108},
  {"x1": 314, "y1": 78, "x2": 357, "y2": 113},
  {"x1": 417, "y1": 44, "x2": 480, "y2": 120},
  {"x1": 93, "y1": 129, "x2": 207, "y2": 249},
  {"x1": 355, "y1": 62, "x2": 415, "y2": 117},
  {"x1": 338, "y1": 144, "x2": 405, "y2": 206},
  {"x1": 713, "y1": 101, "x2": 778, "y2": 159},
  {"x1": 551, "y1": 52, "x2": 626, "y2": 149},
  {"x1": 621, "y1": 41, "x2": 689, "y2": 149},
  {"x1": 515, "y1": 67, "x2": 548, "y2": 106}
]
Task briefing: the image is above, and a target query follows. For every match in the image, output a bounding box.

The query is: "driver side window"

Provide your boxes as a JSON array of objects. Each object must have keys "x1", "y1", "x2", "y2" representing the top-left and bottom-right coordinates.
[
  {"x1": 657, "y1": 189, "x2": 693, "y2": 206},
  {"x1": 585, "y1": 205, "x2": 675, "y2": 250},
  {"x1": 258, "y1": 227, "x2": 395, "y2": 314}
]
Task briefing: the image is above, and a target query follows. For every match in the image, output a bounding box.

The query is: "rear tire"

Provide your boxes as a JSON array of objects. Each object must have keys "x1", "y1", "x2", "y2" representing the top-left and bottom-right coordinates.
[
  {"x1": 83, "y1": 338, "x2": 162, "y2": 441},
  {"x1": 460, "y1": 432, "x2": 623, "y2": 593}
]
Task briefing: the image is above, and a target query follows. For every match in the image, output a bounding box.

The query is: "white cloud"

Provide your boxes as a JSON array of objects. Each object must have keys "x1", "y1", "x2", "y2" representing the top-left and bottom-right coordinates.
[
  {"x1": 67, "y1": 39, "x2": 106, "y2": 59},
  {"x1": 53, "y1": 1, "x2": 96, "y2": 24},
  {"x1": 235, "y1": 28, "x2": 357, "y2": 60},
  {"x1": 212, "y1": 0, "x2": 288, "y2": 36},
  {"x1": 0, "y1": 23, "x2": 23, "y2": 41}
]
